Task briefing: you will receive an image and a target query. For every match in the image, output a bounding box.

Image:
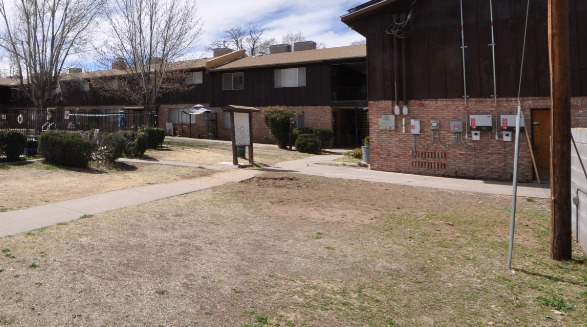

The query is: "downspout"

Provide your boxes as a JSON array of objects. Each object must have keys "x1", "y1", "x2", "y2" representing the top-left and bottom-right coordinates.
[
  {"x1": 393, "y1": 36, "x2": 400, "y2": 111},
  {"x1": 402, "y1": 38, "x2": 408, "y2": 109}
]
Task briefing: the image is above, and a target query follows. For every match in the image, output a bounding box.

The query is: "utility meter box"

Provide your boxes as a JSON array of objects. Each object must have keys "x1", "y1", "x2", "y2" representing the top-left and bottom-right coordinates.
[
  {"x1": 500, "y1": 114, "x2": 525, "y2": 132},
  {"x1": 430, "y1": 120, "x2": 440, "y2": 130},
  {"x1": 450, "y1": 120, "x2": 463, "y2": 133},
  {"x1": 410, "y1": 119, "x2": 421, "y2": 135},
  {"x1": 469, "y1": 114, "x2": 493, "y2": 131},
  {"x1": 503, "y1": 131, "x2": 513, "y2": 142}
]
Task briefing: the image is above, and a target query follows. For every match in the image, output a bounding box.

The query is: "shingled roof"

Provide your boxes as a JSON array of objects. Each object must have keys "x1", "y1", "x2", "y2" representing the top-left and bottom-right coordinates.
[{"x1": 210, "y1": 44, "x2": 366, "y2": 71}]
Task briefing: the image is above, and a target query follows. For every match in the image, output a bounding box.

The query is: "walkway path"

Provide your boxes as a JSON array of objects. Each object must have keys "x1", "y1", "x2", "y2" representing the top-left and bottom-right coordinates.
[{"x1": 0, "y1": 151, "x2": 549, "y2": 238}]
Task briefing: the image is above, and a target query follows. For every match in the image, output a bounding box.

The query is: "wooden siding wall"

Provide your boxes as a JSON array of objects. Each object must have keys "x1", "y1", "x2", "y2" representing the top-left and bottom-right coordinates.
[
  {"x1": 208, "y1": 65, "x2": 333, "y2": 107},
  {"x1": 366, "y1": 0, "x2": 587, "y2": 101}
]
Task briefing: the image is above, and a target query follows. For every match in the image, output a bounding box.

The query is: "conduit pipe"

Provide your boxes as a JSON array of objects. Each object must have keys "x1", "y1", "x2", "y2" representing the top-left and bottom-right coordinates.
[
  {"x1": 393, "y1": 36, "x2": 400, "y2": 114},
  {"x1": 489, "y1": 0, "x2": 499, "y2": 140},
  {"x1": 459, "y1": 0, "x2": 469, "y2": 138}
]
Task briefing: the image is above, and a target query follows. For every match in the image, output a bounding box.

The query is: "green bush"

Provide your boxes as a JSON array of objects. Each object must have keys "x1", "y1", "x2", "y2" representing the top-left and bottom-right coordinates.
[
  {"x1": 0, "y1": 130, "x2": 27, "y2": 161},
  {"x1": 363, "y1": 136, "x2": 370, "y2": 146},
  {"x1": 121, "y1": 131, "x2": 148, "y2": 158},
  {"x1": 144, "y1": 127, "x2": 165, "y2": 149},
  {"x1": 313, "y1": 128, "x2": 334, "y2": 150},
  {"x1": 39, "y1": 131, "x2": 96, "y2": 167},
  {"x1": 101, "y1": 132, "x2": 127, "y2": 163},
  {"x1": 295, "y1": 134, "x2": 321, "y2": 154},
  {"x1": 263, "y1": 107, "x2": 296, "y2": 149},
  {"x1": 344, "y1": 148, "x2": 362, "y2": 159}
]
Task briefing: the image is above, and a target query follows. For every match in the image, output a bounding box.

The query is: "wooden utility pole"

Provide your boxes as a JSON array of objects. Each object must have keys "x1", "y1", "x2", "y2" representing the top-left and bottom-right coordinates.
[{"x1": 548, "y1": 0, "x2": 572, "y2": 260}]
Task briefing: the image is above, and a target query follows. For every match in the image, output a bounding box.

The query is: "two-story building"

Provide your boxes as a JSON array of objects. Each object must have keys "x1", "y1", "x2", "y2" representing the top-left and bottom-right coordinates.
[{"x1": 342, "y1": 0, "x2": 587, "y2": 181}]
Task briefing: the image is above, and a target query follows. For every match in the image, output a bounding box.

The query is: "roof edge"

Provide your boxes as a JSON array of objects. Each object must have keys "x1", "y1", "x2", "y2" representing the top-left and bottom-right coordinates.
[{"x1": 206, "y1": 50, "x2": 248, "y2": 70}]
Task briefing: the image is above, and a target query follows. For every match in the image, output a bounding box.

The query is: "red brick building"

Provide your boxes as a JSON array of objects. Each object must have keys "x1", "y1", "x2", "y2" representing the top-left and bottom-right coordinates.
[{"x1": 342, "y1": 0, "x2": 587, "y2": 181}]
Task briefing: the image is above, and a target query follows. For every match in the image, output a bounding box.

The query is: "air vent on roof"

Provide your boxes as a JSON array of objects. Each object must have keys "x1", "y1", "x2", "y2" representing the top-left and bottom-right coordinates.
[
  {"x1": 294, "y1": 41, "x2": 317, "y2": 52},
  {"x1": 269, "y1": 44, "x2": 292, "y2": 54},
  {"x1": 68, "y1": 68, "x2": 82, "y2": 74},
  {"x1": 213, "y1": 48, "x2": 234, "y2": 57}
]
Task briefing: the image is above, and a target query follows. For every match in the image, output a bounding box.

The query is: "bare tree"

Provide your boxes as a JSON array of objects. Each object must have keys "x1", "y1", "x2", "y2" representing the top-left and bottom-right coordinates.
[
  {"x1": 0, "y1": 0, "x2": 105, "y2": 111},
  {"x1": 210, "y1": 23, "x2": 268, "y2": 56},
  {"x1": 281, "y1": 32, "x2": 305, "y2": 47},
  {"x1": 98, "y1": 0, "x2": 202, "y2": 121}
]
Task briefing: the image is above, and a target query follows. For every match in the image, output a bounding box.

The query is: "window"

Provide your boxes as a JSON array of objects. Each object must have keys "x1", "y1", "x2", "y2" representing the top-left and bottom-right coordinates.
[
  {"x1": 185, "y1": 71, "x2": 203, "y2": 85},
  {"x1": 222, "y1": 72, "x2": 244, "y2": 90},
  {"x1": 223, "y1": 111, "x2": 231, "y2": 129},
  {"x1": 274, "y1": 67, "x2": 306, "y2": 88},
  {"x1": 168, "y1": 108, "x2": 195, "y2": 124},
  {"x1": 80, "y1": 80, "x2": 90, "y2": 92}
]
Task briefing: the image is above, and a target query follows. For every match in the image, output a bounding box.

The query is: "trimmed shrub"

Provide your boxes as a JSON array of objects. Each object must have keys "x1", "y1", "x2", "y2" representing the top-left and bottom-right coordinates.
[
  {"x1": 363, "y1": 136, "x2": 370, "y2": 146},
  {"x1": 263, "y1": 107, "x2": 296, "y2": 149},
  {"x1": 39, "y1": 131, "x2": 96, "y2": 167},
  {"x1": 121, "y1": 131, "x2": 148, "y2": 158},
  {"x1": 295, "y1": 134, "x2": 321, "y2": 154},
  {"x1": 0, "y1": 130, "x2": 27, "y2": 161},
  {"x1": 313, "y1": 128, "x2": 334, "y2": 150},
  {"x1": 101, "y1": 132, "x2": 127, "y2": 163},
  {"x1": 344, "y1": 148, "x2": 362, "y2": 159},
  {"x1": 144, "y1": 127, "x2": 165, "y2": 149}
]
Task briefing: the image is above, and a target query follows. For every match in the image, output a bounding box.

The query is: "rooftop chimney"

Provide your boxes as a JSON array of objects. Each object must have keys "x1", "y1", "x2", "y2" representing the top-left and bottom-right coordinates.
[
  {"x1": 112, "y1": 58, "x2": 127, "y2": 70},
  {"x1": 269, "y1": 44, "x2": 292, "y2": 54},
  {"x1": 213, "y1": 48, "x2": 234, "y2": 57},
  {"x1": 294, "y1": 41, "x2": 317, "y2": 52}
]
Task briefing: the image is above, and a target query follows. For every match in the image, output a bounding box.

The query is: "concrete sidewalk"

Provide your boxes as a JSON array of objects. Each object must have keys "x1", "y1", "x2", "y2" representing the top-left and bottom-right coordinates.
[
  {"x1": 0, "y1": 151, "x2": 549, "y2": 238},
  {"x1": 0, "y1": 169, "x2": 261, "y2": 238},
  {"x1": 267, "y1": 153, "x2": 551, "y2": 199}
]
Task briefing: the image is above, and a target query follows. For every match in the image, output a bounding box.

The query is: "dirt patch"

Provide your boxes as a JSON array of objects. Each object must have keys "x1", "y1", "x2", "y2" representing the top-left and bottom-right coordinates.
[{"x1": 0, "y1": 171, "x2": 583, "y2": 327}]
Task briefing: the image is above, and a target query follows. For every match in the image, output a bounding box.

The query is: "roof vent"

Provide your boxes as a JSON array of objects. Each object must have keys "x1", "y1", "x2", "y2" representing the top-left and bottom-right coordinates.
[
  {"x1": 68, "y1": 68, "x2": 82, "y2": 74},
  {"x1": 294, "y1": 41, "x2": 317, "y2": 52},
  {"x1": 213, "y1": 48, "x2": 234, "y2": 57},
  {"x1": 269, "y1": 44, "x2": 292, "y2": 54}
]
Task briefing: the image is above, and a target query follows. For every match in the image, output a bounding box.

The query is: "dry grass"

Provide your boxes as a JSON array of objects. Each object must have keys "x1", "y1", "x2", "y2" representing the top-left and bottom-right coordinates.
[{"x1": 0, "y1": 172, "x2": 585, "y2": 326}]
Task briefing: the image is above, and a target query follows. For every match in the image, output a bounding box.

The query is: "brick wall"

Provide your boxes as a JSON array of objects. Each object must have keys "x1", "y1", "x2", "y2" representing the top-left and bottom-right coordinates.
[
  {"x1": 369, "y1": 97, "x2": 587, "y2": 181},
  {"x1": 571, "y1": 128, "x2": 587, "y2": 253},
  {"x1": 158, "y1": 104, "x2": 333, "y2": 144}
]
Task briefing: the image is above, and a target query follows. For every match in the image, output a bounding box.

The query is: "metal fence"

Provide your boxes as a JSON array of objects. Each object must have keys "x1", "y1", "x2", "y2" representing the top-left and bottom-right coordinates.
[{"x1": 0, "y1": 108, "x2": 153, "y2": 136}]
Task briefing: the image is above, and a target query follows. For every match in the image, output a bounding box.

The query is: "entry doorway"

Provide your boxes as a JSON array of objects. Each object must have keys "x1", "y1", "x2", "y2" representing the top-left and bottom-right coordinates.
[
  {"x1": 531, "y1": 108, "x2": 551, "y2": 181},
  {"x1": 331, "y1": 107, "x2": 369, "y2": 147}
]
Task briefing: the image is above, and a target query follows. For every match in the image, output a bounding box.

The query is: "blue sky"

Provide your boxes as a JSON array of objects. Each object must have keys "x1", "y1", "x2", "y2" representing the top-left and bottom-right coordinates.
[
  {"x1": 0, "y1": 0, "x2": 367, "y2": 74},
  {"x1": 196, "y1": 0, "x2": 366, "y2": 56}
]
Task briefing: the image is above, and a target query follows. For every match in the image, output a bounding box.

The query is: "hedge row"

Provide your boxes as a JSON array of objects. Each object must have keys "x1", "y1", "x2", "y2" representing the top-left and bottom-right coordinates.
[
  {"x1": 39, "y1": 130, "x2": 153, "y2": 167},
  {"x1": 0, "y1": 130, "x2": 27, "y2": 161}
]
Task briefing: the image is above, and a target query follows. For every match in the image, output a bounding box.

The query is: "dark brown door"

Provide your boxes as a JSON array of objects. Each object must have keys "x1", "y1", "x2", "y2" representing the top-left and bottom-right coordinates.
[{"x1": 531, "y1": 109, "x2": 551, "y2": 181}]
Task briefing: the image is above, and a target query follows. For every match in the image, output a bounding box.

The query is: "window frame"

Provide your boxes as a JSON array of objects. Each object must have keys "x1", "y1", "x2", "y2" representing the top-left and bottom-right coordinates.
[
  {"x1": 274, "y1": 67, "x2": 306, "y2": 88},
  {"x1": 222, "y1": 72, "x2": 244, "y2": 90}
]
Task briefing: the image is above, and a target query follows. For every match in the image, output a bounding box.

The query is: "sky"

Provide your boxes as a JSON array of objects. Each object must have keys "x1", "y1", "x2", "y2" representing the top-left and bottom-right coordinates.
[
  {"x1": 194, "y1": 0, "x2": 366, "y2": 57},
  {"x1": 0, "y1": 0, "x2": 367, "y2": 74}
]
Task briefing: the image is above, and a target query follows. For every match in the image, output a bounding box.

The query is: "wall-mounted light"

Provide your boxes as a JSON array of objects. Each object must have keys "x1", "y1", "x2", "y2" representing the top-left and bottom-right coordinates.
[
  {"x1": 394, "y1": 105, "x2": 401, "y2": 115},
  {"x1": 402, "y1": 105, "x2": 409, "y2": 115}
]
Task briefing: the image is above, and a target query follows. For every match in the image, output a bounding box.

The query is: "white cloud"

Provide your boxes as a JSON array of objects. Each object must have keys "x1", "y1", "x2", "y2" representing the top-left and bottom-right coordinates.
[{"x1": 195, "y1": 0, "x2": 365, "y2": 56}]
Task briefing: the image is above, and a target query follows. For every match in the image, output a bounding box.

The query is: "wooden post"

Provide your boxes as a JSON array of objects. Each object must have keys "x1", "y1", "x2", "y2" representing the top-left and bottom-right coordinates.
[
  {"x1": 248, "y1": 111, "x2": 254, "y2": 165},
  {"x1": 548, "y1": 0, "x2": 572, "y2": 260},
  {"x1": 230, "y1": 110, "x2": 238, "y2": 165}
]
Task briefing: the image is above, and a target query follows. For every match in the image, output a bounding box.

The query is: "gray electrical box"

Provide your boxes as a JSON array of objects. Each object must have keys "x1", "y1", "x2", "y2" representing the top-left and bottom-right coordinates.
[
  {"x1": 500, "y1": 114, "x2": 525, "y2": 132},
  {"x1": 469, "y1": 114, "x2": 493, "y2": 131},
  {"x1": 450, "y1": 120, "x2": 463, "y2": 133},
  {"x1": 410, "y1": 119, "x2": 421, "y2": 134},
  {"x1": 430, "y1": 120, "x2": 440, "y2": 130},
  {"x1": 378, "y1": 115, "x2": 396, "y2": 130}
]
